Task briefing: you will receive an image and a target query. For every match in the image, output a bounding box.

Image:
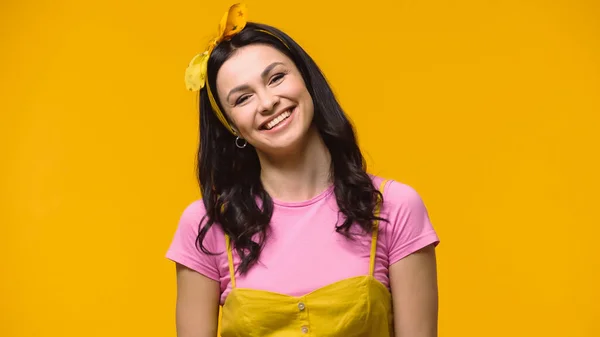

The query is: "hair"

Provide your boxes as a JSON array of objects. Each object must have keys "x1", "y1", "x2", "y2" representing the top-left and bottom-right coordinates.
[{"x1": 194, "y1": 22, "x2": 386, "y2": 275}]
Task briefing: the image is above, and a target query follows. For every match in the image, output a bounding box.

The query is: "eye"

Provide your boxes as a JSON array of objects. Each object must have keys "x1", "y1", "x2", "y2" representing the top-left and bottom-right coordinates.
[
  {"x1": 235, "y1": 94, "x2": 251, "y2": 106},
  {"x1": 269, "y1": 72, "x2": 287, "y2": 85}
]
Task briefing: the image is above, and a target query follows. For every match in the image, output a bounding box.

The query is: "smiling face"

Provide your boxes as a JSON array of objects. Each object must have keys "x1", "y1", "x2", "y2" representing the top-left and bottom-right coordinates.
[{"x1": 215, "y1": 44, "x2": 315, "y2": 156}]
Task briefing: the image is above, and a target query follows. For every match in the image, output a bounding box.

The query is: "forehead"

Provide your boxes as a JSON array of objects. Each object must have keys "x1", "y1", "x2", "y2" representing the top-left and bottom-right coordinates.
[{"x1": 216, "y1": 44, "x2": 292, "y2": 91}]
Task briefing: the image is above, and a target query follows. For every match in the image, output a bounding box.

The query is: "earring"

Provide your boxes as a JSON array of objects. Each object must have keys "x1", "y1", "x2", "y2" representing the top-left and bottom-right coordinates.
[{"x1": 235, "y1": 136, "x2": 247, "y2": 149}]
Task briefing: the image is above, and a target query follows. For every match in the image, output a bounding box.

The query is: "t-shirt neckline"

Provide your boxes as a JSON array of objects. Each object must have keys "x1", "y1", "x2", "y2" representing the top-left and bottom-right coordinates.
[{"x1": 271, "y1": 184, "x2": 335, "y2": 207}]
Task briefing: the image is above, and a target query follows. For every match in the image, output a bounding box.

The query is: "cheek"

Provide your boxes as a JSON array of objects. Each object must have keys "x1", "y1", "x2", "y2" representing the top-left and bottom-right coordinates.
[
  {"x1": 298, "y1": 86, "x2": 314, "y2": 114},
  {"x1": 228, "y1": 107, "x2": 256, "y2": 132},
  {"x1": 286, "y1": 78, "x2": 312, "y2": 105}
]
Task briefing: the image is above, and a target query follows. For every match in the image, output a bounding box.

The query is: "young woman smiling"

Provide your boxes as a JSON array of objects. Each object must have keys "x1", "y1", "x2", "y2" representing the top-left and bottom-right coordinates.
[{"x1": 166, "y1": 4, "x2": 440, "y2": 337}]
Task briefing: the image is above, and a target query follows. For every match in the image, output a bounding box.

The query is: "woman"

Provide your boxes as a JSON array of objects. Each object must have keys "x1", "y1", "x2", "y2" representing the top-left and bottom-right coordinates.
[{"x1": 166, "y1": 3, "x2": 440, "y2": 336}]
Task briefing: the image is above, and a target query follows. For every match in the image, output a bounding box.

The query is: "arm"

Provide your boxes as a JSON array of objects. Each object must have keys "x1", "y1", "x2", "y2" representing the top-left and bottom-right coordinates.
[
  {"x1": 380, "y1": 181, "x2": 440, "y2": 336},
  {"x1": 175, "y1": 263, "x2": 221, "y2": 337},
  {"x1": 389, "y1": 244, "x2": 439, "y2": 337},
  {"x1": 166, "y1": 201, "x2": 223, "y2": 336}
]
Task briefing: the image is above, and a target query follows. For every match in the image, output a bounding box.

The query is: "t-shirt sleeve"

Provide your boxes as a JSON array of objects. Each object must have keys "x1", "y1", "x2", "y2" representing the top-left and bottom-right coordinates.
[
  {"x1": 165, "y1": 200, "x2": 221, "y2": 281},
  {"x1": 383, "y1": 180, "x2": 440, "y2": 265}
]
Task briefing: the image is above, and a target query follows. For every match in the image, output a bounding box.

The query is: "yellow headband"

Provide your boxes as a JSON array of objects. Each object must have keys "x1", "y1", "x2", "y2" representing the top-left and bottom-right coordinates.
[
  {"x1": 184, "y1": 3, "x2": 290, "y2": 136},
  {"x1": 184, "y1": 3, "x2": 248, "y2": 136}
]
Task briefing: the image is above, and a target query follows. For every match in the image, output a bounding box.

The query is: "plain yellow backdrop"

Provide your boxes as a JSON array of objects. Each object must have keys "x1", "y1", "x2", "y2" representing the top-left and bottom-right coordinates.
[{"x1": 1, "y1": 0, "x2": 599, "y2": 336}]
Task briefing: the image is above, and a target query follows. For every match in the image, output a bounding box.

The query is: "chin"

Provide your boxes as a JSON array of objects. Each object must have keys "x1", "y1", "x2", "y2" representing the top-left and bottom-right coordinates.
[
  {"x1": 255, "y1": 127, "x2": 313, "y2": 156},
  {"x1": 258, "y1": 135, "x2": 302, "y2": 155}
]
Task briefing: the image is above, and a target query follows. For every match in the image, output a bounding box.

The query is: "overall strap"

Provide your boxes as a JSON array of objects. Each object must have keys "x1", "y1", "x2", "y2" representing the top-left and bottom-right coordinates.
[
  {"x1": 225, "y1": 234, "x2": 236, "y2": 288},
  {"x1": 369, "y1": 179, "x2": 388, "y2": 276}
]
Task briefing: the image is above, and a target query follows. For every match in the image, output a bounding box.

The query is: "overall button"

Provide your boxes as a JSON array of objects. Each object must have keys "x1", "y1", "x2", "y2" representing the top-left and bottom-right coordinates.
[
  {"x1": 301, "y1": 326, "x2": 309, "y2": 333},
  {"x1": 298, "y1": 302, "x2": 305, "y2": 311}
]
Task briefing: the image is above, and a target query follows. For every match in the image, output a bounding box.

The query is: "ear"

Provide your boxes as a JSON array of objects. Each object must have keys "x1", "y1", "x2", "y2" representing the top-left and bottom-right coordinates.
[
  {"x1": 228, "y1": 122, "x2": 239, "y2": 134},
  {"x1": 220, "y1": 109, "x2": 240, "y2": 136},
  {"x1": 230, "y1": 125, "x2": 242, "y2": 138}
]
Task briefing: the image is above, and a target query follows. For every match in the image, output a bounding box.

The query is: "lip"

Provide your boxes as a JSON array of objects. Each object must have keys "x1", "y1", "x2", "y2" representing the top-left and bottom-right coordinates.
[
  {"x1": 260, "y1": 106, "x2": 296, "y2": 133},
  {"x1": 258, "y1": 106, "x2": 296, "y2": 130}
]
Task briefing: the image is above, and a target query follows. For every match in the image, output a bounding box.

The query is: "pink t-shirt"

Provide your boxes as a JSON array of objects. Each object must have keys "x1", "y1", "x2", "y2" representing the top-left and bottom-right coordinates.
[{"x1": 166, "y1": 176, "x2": 440, "y2": 305}]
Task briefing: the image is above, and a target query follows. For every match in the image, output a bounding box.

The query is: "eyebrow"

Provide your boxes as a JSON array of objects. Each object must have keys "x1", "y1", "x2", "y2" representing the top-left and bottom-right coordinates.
[{"x1": 226, "y1": 62, "x2": 285, "y2": 102}]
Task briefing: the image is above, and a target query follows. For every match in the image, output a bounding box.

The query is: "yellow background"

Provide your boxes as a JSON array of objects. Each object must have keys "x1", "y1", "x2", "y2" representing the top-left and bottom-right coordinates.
[{"x1": 1, "y1": 0, "x2": 598, "y2": 336}]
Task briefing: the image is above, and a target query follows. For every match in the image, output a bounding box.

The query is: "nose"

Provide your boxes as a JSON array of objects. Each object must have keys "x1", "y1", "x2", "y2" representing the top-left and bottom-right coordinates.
[{"x1": 256, "y1": 91, "x2": 279, "y2": 115}]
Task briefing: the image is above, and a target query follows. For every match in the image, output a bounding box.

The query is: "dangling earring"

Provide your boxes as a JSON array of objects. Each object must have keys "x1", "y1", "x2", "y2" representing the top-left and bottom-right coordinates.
[{"x1": 235, "y1": 136, "x2": 247, "y2": 149}]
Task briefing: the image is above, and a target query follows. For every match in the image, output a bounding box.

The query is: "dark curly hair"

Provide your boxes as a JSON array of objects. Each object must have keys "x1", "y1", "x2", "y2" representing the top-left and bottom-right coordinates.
[{"x1": 194, "y1": 22, "x2": 386, "y2": 275}]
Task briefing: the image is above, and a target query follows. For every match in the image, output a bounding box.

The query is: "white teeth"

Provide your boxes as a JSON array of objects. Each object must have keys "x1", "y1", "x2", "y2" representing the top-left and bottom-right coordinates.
[{"x1": 265, "y1": 109, "x2": 292, "y2": 130}]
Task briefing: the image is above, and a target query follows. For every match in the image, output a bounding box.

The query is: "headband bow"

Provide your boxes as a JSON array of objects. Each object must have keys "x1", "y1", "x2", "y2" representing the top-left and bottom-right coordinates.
[{"x1": 184, "y1": 3, "x2": 248, "y2": 135}]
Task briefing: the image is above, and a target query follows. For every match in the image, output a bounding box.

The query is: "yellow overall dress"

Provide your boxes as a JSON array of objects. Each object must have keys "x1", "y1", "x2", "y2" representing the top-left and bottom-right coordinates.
[{"x1": 219, "y1": 180, "x2": 394, "y2": 336}]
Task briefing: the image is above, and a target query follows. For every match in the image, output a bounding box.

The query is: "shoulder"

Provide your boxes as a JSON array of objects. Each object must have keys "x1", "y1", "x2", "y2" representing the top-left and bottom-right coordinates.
[
  {"x1": 369, "y1": 174, "x2": 440, "y2": 263},
  {"x1": 369, "y1": 174, "x2": 427, "y2": 213},
  {"x1": 166, "y1": 199, "x2": 227, "y2": 281},
  {"x1": 179, "y1": 199, "x2": 209, "y2": 223},
  {"x1": 171, "y1": 199, "x2": 226, "y2": 252},
  {"x1": 370, "y1": 174, "x2": 437, "y2": 240}
]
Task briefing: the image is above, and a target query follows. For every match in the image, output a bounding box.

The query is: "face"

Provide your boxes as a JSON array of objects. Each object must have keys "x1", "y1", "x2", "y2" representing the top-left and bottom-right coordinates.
[{"x1": 215, "y1": 44, "x2": 314, "y2": 155}]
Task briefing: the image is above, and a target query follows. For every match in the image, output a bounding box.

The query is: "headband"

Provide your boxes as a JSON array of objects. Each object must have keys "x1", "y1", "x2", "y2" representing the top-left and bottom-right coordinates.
[
  {"x1": 184, "y1": 3, "x2": 290, "y2": 136},
  {"x1": 184, "y1": 3, "x2": 248, "y2": 135}
]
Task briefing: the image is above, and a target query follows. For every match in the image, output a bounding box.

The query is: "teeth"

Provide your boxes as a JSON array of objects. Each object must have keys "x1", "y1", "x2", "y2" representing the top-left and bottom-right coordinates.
[{"x1": 265, "y1": 109, "x2": 292, "y2": 130}]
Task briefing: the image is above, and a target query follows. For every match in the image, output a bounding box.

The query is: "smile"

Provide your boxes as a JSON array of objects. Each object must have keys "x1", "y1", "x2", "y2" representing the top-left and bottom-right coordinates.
[{"x1": 263, "y1": 107, "x2": 294, "y2": 130}]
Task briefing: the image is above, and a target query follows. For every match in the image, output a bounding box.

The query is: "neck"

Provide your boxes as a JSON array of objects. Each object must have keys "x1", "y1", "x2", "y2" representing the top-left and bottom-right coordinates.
[{"x1": 257, "y1": 127, "x2": 332, "y2": 202}]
